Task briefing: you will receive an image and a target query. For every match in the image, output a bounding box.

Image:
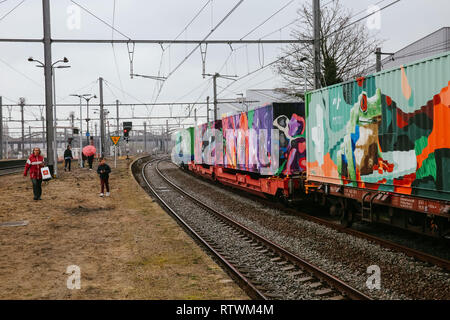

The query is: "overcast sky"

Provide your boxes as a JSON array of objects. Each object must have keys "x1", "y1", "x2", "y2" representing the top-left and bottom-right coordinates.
[{"x1": 1, "y1": 0, "x2": 449, "y2": 135}]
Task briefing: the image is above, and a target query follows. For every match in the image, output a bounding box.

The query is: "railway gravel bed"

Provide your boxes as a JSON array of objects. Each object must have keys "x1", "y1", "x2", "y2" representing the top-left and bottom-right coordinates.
[
  {"x1": 143, "y1": 159, "x2": 366, "y2": 300},
  {"x1": 160, "y1": 161, "x2": 450, "y2": 300}
]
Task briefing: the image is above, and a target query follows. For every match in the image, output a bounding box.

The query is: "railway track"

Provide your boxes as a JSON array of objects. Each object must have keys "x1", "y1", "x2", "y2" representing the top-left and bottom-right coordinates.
[
  {"x1": 141, "y1": 158, "x2": 371, "y2": 300},
  {"x1": 178, "y1": 161, "x2": 450, "y2": 272},
  {"x1": 0, "y1": 160, "x2": 26, "y2": 176}
]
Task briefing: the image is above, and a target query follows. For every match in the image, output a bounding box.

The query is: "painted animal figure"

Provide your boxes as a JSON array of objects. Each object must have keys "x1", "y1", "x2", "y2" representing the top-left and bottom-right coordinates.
[{"x1": 337, "y1": 88, "x2": 385, "y2": 185}]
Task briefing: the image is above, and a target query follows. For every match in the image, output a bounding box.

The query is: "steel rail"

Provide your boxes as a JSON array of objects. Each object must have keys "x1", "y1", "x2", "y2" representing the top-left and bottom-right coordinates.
[
  {"x1": 156, "y1": 159, "x2": 371, "y2": 300},
  {"x1": 141, "y1": 158, "x2": 267, "y2": 300}
]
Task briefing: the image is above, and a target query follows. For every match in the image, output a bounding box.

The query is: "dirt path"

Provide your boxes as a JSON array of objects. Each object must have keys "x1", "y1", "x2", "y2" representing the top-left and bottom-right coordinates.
[{"x1": 0, "y1": 158, "x2": 248, "y2": 300}]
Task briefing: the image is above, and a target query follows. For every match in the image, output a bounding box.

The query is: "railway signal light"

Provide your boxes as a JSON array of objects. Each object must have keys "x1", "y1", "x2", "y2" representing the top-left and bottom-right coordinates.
[{"x1": 123, "y1": 121, "x2": 132, "y2": 138}]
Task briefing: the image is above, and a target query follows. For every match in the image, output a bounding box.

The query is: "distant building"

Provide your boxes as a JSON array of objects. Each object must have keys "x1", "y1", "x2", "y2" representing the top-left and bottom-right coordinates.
[{"x1": 366, "y1": 27, "x2": 450, "y2": 74}]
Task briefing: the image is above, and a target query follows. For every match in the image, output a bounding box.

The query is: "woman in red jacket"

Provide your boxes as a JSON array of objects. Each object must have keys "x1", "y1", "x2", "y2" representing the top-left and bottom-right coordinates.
[{"x1": 24, "y1": 147, "x2": 45, "y2": 200}]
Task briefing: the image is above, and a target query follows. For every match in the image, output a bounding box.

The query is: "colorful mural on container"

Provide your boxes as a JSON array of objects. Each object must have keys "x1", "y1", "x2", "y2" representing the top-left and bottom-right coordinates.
[
  {"x1": 306, "y1": 52, "x2": 450, "y2": 201},
  {"x1": 222, "y1": 103, "x2": 306, "y2": 176},
  {"x1": 171, "y1": 127, "x2": 194, "y2": 165},
  {"x1": 194, "y1": 120, "x2": 223, "y2": 166}
]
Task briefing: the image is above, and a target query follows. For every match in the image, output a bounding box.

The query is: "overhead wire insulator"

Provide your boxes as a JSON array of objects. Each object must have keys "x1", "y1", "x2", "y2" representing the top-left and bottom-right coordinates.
[
  {"x1": 127, "y1": 41, "x2": 135, "y2": 79},
  {"x1": 200, "y1": 43, "x2": 208, "y2": 78}
]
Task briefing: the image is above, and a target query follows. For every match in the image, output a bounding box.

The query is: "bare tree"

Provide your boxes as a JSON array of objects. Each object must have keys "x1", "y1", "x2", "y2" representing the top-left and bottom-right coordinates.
[{"x1": 274, "y1": 0, "x2": 380, "y2": 95}]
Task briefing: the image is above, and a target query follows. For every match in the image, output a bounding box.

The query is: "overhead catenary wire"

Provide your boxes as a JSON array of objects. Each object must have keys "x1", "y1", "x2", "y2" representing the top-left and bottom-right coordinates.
[
  {"x1": 104, "y1": 79, "x2": 152, "y2": 117},
  {"x1": 0, "y1": 56, "x2": 43, "y2": 88},
  {"x1": 149, "y1": 0, "x2": 212, "y2": 106},
  {"x1": 0, "y1": 0, "x2": 26, "y2": 23},
  {"x1": 153, "y1": 0, "x2": 245, "y2": 103},
  {"x1": 110, "y1": 0, "x2": 126, "y2": 101},
  {"x1": 217, "y1": 50, "x2": 296, "y2": 98},
  {"x1": 179, "y1": 1, "x2": 303, "y2": 120},
  {"x1": 70, "y1": 0, "x2": 131, "y2": 40},
  {"x1": 240, "y1": 0, "x2": 295, "y2": 40},
  {"x1": 58, "y1": 79, "x2": 99, "y2": 103},
  {"x1": 323, "y1": 0, "x2": 402, "y2": 40}
]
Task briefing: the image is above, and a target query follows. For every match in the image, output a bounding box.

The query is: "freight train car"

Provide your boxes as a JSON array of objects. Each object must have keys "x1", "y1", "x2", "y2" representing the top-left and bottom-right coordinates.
[
  {"x1": 171, "y1": 127, "x2": 194, "y2": 166},
  {"x1": 173, "y1": 102, "x2": 306, "y2": 198},
  {"x1": 305, "y1": 51, "x2": 450, "y2": 235},
  {"x1": 171, "y1": 52, "x2": 449, "y2": 237}
]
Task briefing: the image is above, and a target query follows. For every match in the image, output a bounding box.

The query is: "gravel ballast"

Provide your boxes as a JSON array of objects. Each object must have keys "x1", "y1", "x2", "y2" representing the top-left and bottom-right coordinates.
[{"x1": 157, "y1": 161, "x2": 450, "y2": 300}]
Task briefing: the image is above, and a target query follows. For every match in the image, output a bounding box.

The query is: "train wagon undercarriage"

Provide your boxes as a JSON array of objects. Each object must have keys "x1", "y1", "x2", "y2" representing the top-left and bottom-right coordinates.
[{"x1": 185, "y1": 162, "x2": 450, "y2": 238}]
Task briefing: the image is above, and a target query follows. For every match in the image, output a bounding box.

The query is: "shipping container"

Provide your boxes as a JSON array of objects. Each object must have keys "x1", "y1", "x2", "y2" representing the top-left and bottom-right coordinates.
[
  {"x1": 194, "y1": 120, "x2": 223, "y2": 166},
  {"x1": 171, "y1": 127, "x2": 194, "y2": 166},
  {"x1": 221, "y1": 102, "x2": 306, "y2": 176},
  {"x1": 306, "y1": 51, "x2": 450, "y2": 201}
]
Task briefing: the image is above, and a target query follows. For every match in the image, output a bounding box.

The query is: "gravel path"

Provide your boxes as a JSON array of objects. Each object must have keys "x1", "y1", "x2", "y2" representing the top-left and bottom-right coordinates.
[{"x1": 159, "y1": 161, "x2": 450, "y2": 300}]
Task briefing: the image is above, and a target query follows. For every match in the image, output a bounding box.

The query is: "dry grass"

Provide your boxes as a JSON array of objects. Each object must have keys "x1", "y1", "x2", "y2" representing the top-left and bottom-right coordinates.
[{"x1": 0, "y1": 158, "x2": 248, "y2": 300}]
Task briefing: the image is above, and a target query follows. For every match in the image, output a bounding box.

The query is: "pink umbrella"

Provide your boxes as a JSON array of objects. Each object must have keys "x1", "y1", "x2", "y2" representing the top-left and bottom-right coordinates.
[{"x1": 82, "y1": 145, "x2": 96, "y2": 157}]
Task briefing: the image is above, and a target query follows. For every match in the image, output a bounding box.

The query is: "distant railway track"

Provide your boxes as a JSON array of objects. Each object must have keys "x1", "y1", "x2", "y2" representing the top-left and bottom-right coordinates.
[
  {"x1": 0, "y1": 159, "x2": 26, "y2": 176},
  {"x1": 140, "y1": 158, "x2": 370, "y2": 300}
]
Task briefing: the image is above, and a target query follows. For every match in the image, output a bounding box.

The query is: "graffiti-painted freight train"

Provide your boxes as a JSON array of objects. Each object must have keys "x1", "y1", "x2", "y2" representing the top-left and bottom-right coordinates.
[{"x1": 172, "y1": 51, "x2": 450, "y2": 237}]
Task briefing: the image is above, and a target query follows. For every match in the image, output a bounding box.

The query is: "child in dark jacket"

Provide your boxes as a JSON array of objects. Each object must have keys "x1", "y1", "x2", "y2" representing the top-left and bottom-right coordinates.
[
  {"x1": 64, "y1": 145, "x2": 73, "y2": 171},
  {"x1": 97, "y1": 157, "x2": 111, "y2": 197}
]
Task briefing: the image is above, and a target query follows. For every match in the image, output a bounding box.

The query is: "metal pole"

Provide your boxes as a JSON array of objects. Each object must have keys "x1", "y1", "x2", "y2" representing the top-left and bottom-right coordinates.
[
  {"x1": 116, "y1": 100, "x2": 119, "y2": 135},
  {"x1": 79, "y1": 97, "x2": 83, "y2": 167},
  {"x1": 213, "y1": 73, "x2": 218, "y2": 121},
  {"x1": 304, "y1": 64, "x2": 307, "y2": 96},
  {"x1": 86, "y1": 99, "x2": 90, "y2": 144},
  {"x1": 29, "y1": 126, "x2": 32, "y2": 154},
  {"x1": 20, "y1": 99, "x2": 25, "y2": 157},
  {"x1": 313, "y1": 0, "x2": 321, "y2": 89},
  {"x1": 0, "y1": 96, "x2": 2, "y2": 159},
  {"x1": 5, "y1": 124, "x2": 8, "y2": 159},
  {"x1": 95, "y1": 123, "x2": 98, "y2": 141},
  {"x1": 99, "y1": 77, "x2": 105, "y2": 156},
  {"x1": 166, "y1": 120, "x2": 168, "y2": 153},
  {"x1": 376, "y1": 47, "x2": 382, "y2": 72},
  {"x1": 43, "y1": 0, "x2": 55, "y2": 175},
  {"x1": 194, "y1": 108, "x2": 197, "y2": 125},
  {"x1": 206, "y1": 96, "x2": 210, "y2": 123},
  {"x1": 52, "y1": 66, "x2": 58, "y2": 177},
  {"x1": 144, "y1": 121, "x2": 147, "y2": 153},
  {"x1": 107, "y1": 120, "x2": 110, "y2": 152},
  {"x1": 41, "y1": 116, "x2": 45, "y2": 150}
]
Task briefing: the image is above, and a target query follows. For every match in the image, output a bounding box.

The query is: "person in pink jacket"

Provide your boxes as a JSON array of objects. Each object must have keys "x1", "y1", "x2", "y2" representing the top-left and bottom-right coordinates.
[{"x1": 23, "y1": 147, "x2": 45, "y2": 200}]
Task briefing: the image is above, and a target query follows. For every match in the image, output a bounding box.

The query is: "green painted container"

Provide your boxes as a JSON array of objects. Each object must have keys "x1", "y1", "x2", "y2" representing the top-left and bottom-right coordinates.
[
  {"x1": 171, "y1": 127, "x2": 195, "y2": 165},
  {"x1": 306, "y1": 51, "x2": 450, "y2": 201}
]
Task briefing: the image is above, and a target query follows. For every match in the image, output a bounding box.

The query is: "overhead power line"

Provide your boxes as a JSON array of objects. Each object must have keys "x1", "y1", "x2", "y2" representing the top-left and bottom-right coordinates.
[
  {"x1": 0, "y1": 56, "x2": 43, "y2": 88},
  {"x1": 324, "y1": 0, "x2": 402, "y2": 40},
  {"x1": 0, "y1": 0, "x2": 26, "y2": 23},
  {"x1": 152, "y1": 0, "x2": 246, "y2": 103},
  {"x1": 70, "y1": 0, "x2": 131, "y2": 40},
  {"x1": 240, "y1": 0, "x2": 295, "y2": 40}
]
